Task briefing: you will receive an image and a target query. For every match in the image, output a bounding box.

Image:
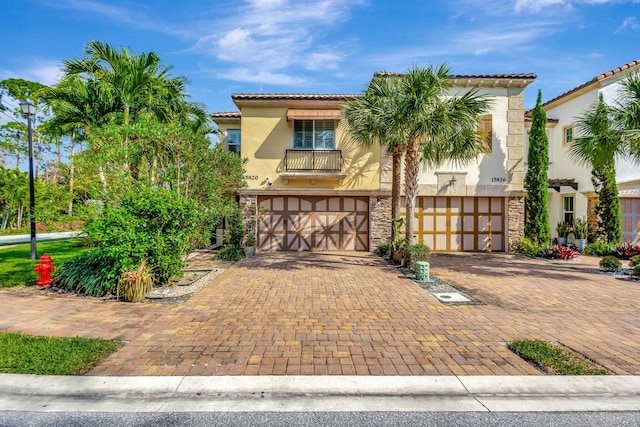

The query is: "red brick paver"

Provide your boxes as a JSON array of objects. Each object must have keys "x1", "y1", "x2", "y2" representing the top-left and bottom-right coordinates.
[{"x1": 1, "y1": 252, "x2": 639, "y2": 375}]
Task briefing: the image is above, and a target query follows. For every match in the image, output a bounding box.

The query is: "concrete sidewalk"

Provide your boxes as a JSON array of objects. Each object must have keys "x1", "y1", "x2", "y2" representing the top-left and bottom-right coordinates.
[
  {"x1": 2, "y1": 375, "x2": 640, "y2": 412},
  {"x1": 0, "y1": 231, "x2": 83, "y2": 245}
]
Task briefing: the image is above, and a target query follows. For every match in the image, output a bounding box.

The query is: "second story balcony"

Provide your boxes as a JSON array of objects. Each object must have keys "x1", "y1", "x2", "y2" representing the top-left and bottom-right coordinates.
[
  {"x1": 284, "y1": 149, "x2": 344, "y2": 172},
  {"x1": 280, "y1": 149, "x2": 347, "y2": 185}
]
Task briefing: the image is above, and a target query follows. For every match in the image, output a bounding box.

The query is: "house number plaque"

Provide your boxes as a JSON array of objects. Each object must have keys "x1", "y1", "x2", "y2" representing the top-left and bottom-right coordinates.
[
  {"x1": 491, "y1": 177, "x2": 506, "y2": 182},
  {"x1": 244, "y1": 175, "x2": 259, "y2": 180}
]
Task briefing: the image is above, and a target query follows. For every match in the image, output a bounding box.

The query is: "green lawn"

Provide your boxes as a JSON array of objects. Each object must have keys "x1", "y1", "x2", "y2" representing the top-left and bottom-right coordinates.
[
  {"x1": 0, "y1": 332, "x2": 120, "y2": 375},
  {"x1": 509, "y1": 339, "x2": 609, "y2": 375},
  {"x1": 0, "y1": 239, "x2": 89, "y2": 287}
]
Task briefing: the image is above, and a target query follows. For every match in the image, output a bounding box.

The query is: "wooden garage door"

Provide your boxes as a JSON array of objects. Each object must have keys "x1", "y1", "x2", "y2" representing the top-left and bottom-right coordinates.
[
  {"x1": 621, "y1": 198, "x2": 640, "y2": 245},
  {"x1": 257, "y1": 196, "x2": 369, "y2": 251},
  {"x1": 412, "y1": 196, "x2": 504, "y2": 252}
]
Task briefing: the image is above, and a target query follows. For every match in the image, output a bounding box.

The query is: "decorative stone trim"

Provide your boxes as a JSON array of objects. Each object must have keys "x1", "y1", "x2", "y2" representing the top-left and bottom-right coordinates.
[
  {"x1": 507, "y1": 196, "x2": 525, "y2": 251},
  {"x1": 369, "y1": 196, "x2": 392, "y2": 250}
]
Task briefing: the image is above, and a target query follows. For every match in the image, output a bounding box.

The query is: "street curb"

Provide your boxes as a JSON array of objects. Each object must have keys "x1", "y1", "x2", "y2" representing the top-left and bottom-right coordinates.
[
  {"x1": 3, "y1": 375, "x2": 640, "y2": 412},
  {"x1": 3, "y1": 375, "x2": 640, "y2": 398}
]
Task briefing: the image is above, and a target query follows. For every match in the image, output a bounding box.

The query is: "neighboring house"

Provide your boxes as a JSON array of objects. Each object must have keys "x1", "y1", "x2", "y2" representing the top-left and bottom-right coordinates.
[
  {"x1": 529, "y1": 59, "x2": 640, "y2": 244},
  {"x1": 212, "y1": 73, "x2": 536, "y2": 253}
]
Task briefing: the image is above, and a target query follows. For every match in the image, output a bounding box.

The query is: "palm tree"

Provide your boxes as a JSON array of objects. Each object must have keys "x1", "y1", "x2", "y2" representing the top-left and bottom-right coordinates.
[
  {"x1": 60, "y1": 41, "x2": 201, "y2": 179},
  {"x1": 342, "y1": 77, "x2": 405, "y2": 244},
  {"x1": 344, "y1": 65, "x2": 491, "y2": 246},
  {"x1": 570, "y1": 93, "x2": 623, "y2": 243},
  {"x1": 396, "y1": 65, "x2": 491, "y2": 244},
  {"x1": 617, "y1": 72, "x2": 640, "y2": 159}
]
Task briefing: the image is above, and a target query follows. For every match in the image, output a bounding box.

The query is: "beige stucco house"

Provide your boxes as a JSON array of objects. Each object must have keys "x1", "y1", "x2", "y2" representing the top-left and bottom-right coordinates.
[
  {"x1": 212, "y1": 73, "x2": 536, "y2": 253},
  {"x1": 529, "y1": 59, "x2": 640, "y2": 244}
]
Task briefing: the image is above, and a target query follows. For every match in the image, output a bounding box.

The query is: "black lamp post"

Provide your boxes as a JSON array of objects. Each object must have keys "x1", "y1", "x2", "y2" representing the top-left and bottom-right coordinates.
[{"x1": 19, "y1": 100, "x2": 37, "y2": 260}]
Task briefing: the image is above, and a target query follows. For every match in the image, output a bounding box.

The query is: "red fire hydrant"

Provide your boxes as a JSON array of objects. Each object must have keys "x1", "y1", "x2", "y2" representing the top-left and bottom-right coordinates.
[{"x1": 34, "y1": 254, "x2": 56, "y2": 287}]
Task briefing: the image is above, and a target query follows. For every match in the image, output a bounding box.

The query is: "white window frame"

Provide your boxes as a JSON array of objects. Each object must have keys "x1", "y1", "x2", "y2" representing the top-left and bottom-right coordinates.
[
  {"x1": 563, "y1": 125, "x2": 574, "y2": 146},
  {"x1": 563, "y1": 195, "x2": 575, "y2": 223},
  {"x1": 293, "y1": 119, "x2": 335, "y2": 150}
]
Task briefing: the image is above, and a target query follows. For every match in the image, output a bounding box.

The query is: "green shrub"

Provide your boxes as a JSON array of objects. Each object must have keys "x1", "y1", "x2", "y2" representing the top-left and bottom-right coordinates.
[
  {"x1": 630, "y1": 255, "x2": 640, "y2": 268},
  {"x1": 84, "y1": 187, "x2": 204, "y2": 285},
  {"x1": 599, "y1": 255, "x2": 622, "y2": 272},
  {"x1": 632, "y1": 264, "x2": 640, "y2": 279},
  {"x1": 374, "y1": 242, "x2": 390, "y2": 258},
  {"x1": 583, "y1": 242, "x2": 613, "y2": 257},
  {"x1": 215, "y1": 244, "x2": 245, "y2": 261},
  {"x1": 223, "y1": 207, "x2": 244, "y2": 247},
  {"x1": 404, "y1": 244, "x2": 431, "y2": 272},
  {"x1": 54, "y1": 251, "x2": 119, "y2": 296},
  {"x1": 512, "y1": 237, "x2": 545, "y2": 257}
]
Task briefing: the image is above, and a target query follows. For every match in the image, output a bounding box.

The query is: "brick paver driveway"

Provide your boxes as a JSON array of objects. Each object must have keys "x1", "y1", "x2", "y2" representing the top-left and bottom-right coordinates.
[{"x1": 1, "y1": 252, "x2": 639, "y2": 375}]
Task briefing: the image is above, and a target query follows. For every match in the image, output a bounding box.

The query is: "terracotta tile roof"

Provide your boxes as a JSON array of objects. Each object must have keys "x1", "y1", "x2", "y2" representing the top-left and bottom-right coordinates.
[
  {"x1": 231, "y1": 94, "x2": 358, "y2": 101},
  {"x1": 210, "y1": 112, "x2": 241, "y2": 119},
  {"x1": 524, "y1": 110, "x2": 559, "y2": 123},
  {"x1": 542, "y1": 58, "x2": 640, "y2": 108},
  {"x1": 374, "y1": 72, "x2": 536, "y2": 79}
]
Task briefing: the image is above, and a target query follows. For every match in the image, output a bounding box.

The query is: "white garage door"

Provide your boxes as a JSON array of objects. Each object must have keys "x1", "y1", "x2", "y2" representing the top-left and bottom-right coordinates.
[
  {"x1": 257, "y1": 196, "x2": 369, "y2": 251},
  {"x1": 411, "y1": 196, "x2": 505, "y2": 252}
]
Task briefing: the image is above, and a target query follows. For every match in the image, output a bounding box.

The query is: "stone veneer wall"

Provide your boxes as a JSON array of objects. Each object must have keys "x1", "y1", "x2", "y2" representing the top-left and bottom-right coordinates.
[
  {"x1": 239, "y1": 194, "x2": 257, "y2": 242},
  {"x1": 507, "y1": 196, "x2": 525, "y2": 250},
  {"x1": 506, "y1": 88, "x2": 526, "y2": 252},
  {"x1": 369, "y1": 196, "x2": 392, "y2": 250}
]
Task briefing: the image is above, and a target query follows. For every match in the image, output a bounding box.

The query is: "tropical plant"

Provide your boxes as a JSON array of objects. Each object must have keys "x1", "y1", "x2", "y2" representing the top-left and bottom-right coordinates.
[
  {"x1": 542, "y1": 245, "x2": 579, "y2": 260},
  {"x1": 342, "y1": 77, "x2": 404, "y2": 244},
  {"x1": 583, "y1": 242, "x2": 614, "y2": 257},
  {"x1": 573, "y1": 219, "x2": 589, "y2": 240},
  {"x1": 374, "y1": 242, "x2": 391, "y2": 258},
  {"x1": 616, "y1": 71, "x2": 640, "y2": 155},
  {"x1": 53, "y1": 251, "x2": 119, "y2": 296},
  {"x1": 612, "y1": 243, "x2": 640, "y2": 260},
  {"x1": 632, "y1": 264, "x2": 640, "y2": 279},
  {"x1": 599, "y1": 255, "x2": 622, "y2": 272},
  {"x1": 629, "y1": 255, "x2": 640, "y2": 268},
  {"x1": 118, "y1": 260, "x2": 153, "y2": 302},
  {"x1": 512, "y1": 237, "x2": 545, "y2": 258},
  {"x1": 404, "y1": 244, "x2": 431, "y2": 272},
  {"x1": 570, "y1": 94, "x2": 622, "y2": 244},
  {"x1": 525, "y1": 90, "x2": 551, "y2": 245},
  {"x1": 215, "y1": 245, "x2": 245, "y2": 261},
  {"x1": 345, "y1": 65, "x2": 490, "y2": 245},
  {"x1": 556, "y1": 221, "x2": 572, "y2": 238}
]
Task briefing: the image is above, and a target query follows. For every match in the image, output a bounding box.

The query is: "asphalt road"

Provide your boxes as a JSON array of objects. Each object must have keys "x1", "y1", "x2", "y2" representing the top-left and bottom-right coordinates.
[{"x1": 2, "y1": 411, "x2": 640, "y2": 427}]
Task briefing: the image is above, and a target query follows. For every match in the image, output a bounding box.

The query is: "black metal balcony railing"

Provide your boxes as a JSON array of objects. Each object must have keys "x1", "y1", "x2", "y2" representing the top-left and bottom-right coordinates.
[{"x1": 284, "y1": 149, "x2": 344, "y2": 172}]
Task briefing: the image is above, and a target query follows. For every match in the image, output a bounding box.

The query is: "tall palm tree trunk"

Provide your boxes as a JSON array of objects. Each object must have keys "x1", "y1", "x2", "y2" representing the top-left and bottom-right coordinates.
[
  {"x1": 391, "y1": 145, "x2": 403, "y2": 242},
  {"x1": 404, "y1": 138, "x2": 421, "y2": 245},
  {"x1": 67, "y1": 133, "x2": 75, "y2": 216}
]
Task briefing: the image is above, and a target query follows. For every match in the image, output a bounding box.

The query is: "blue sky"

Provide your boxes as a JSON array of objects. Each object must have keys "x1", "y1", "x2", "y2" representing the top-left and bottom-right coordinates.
[{"x1": 1, "y1": 0, "x2": 639, "y2": 114}]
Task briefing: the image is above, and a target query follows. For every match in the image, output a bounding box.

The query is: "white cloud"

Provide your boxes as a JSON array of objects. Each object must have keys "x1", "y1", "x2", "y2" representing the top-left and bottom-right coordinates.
[
  {"x1": 218, "y1": 68, "x2": 308, "y2": 86},
  {"x1": 191, "y1": 0, "x2": 363, "y2": 85},
  {"x1": 617, "y1": 16, "x2": 640, "y2": 31},
  {"x1": 515, "y1": 0, "x2": 640, "y2": 13},
  {"x1": 0, "y1": 60, "x2": 63, "y2": 86},
  {"x1": 38, "y1": 0, "x2": 133, "y2": 22}
]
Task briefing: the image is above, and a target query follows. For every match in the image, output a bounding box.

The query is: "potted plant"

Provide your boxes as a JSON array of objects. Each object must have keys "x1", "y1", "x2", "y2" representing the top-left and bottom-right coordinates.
[
  {"x1": 556, "y1": 221, "x2": 572, "y2": 246},
  {"x1": 573, "y1": 219, "x2": 589, "y2": 252},
  {"x1": 243, "y1": 234, "x2": 257, "y2": 258}
]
